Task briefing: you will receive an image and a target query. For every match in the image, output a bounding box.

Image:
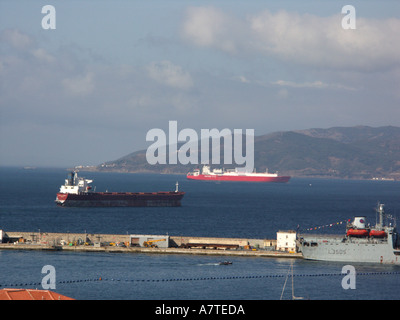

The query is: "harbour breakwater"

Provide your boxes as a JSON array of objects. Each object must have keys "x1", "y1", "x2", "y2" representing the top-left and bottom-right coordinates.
[{"x1": 0, "y1": 231, "x2": 302, "y2": 258}]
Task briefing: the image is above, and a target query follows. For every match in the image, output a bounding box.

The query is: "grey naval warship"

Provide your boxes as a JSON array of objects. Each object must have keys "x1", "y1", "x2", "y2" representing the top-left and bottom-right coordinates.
[{"x1": 298, "y1": 203, "x2": 400, "y2": 264}]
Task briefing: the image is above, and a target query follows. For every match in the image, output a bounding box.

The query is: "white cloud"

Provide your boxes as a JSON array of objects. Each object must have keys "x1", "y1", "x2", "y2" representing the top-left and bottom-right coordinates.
[
  {"x1": 31, "y1": 48, "x2": 56, "y2": 64},
  {"x1": 230, "y1": 75, "x2": 358, "y2": 92},
  {"x1": 147, "y1": 60, "x2": 193, "y2": 89},
  {"x1": 233, "y1": 75, "x2": 250, "y2": 83},
  {"x1": 271, "y1": 80, "x2": 356, "y2": 91},
  {"x1": 182, "y1": 7, "x2": 400, "y2": 70},
  {"x1": 0, "y1": 29, "x2": 34, "y2": 49},
  {"x1": 277, "y1": 88, "x2": 289, "y2": 100},
  {"x1": 182, "y1": 6, "x2": 244, "y2": 54},
  {"x1": 272, "y1": 80, "x2": 327, "y2": 88},
  {"x1": 62, "y1": 72, "x2": 95, "y2": 96}
]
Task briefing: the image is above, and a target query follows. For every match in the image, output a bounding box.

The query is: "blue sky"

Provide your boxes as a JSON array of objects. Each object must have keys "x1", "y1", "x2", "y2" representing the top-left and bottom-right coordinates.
[{"x1": 0, "y1": 1, "x2": 399, "y2": 167}]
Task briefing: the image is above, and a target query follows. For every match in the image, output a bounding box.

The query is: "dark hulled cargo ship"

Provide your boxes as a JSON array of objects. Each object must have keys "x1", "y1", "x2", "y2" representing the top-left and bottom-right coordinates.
[{"x1": 55, "y1": 172, "x2": 184, "y2": 207}]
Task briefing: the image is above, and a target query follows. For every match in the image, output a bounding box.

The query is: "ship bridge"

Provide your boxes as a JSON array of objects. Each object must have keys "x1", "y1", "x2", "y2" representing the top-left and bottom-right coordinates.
[{"x1": 59, "y1": 172, "x2": 93, "y2": 194}]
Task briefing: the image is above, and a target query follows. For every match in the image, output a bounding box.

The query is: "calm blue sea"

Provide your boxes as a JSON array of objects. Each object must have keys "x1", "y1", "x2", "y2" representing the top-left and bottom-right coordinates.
[{"x1": 0, "y1": 167, "x2": 399, "y2": 301}]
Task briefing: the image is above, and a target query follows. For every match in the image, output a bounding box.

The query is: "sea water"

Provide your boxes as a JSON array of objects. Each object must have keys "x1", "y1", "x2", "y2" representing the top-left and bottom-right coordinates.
[{"x1": 0, "y1": 167, "x2": 399, "y2": 300}]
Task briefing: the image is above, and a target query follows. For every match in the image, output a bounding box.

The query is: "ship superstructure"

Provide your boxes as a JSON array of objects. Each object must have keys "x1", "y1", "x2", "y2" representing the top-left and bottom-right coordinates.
[
  {"x1": 59, "y1": 171, "x2": 93, "y2": 194},
  {"x1": 55, "y1": 171, "x2": 184, "y2": 207},
  {"x1": 187, "y1": 165, "x2": 290, "y2": 183},
  {"x1": 299, "y1": 203, "x2": 400, "y2": 264}
]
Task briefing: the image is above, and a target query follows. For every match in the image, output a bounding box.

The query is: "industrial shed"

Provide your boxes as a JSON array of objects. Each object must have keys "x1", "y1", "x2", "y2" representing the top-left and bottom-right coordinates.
[{"x1": 130, "y1": 235, "x2": 169, "y2": 248}]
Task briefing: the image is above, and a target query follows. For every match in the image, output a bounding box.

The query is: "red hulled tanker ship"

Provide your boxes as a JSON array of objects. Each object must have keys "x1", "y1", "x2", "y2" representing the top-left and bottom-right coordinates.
[
  {"x1": 187, "y1": 166, "x2": 290, "y2": 183},
  {"x1": 55, "y1": 172, "x2": 184, "y2": 207}
]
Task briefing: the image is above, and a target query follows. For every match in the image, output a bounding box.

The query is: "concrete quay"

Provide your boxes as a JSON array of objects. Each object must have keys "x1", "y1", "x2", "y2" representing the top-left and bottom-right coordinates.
[
  {"x1": 0, "y1": 231, "x2": 302, "y2": 259},
  {"x1": 0, "y1": 243, "x2": 302, "y2": 258}
]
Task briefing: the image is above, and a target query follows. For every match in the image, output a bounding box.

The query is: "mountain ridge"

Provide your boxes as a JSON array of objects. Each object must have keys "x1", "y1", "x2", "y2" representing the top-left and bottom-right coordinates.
[{"x1": 86, "y1": 126, "x2": 400, "y2": 180}]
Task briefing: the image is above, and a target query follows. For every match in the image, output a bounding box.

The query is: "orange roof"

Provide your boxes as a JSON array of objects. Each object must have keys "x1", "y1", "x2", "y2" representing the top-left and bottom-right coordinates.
[{"x1": 0, "y1": 288, "x2": 74, "y2": 300}]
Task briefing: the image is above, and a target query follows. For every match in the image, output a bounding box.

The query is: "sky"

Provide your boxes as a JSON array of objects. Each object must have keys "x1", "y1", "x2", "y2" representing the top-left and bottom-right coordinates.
[{"x1": 0, "y1": 0, "x2": 399, "y2": 167}]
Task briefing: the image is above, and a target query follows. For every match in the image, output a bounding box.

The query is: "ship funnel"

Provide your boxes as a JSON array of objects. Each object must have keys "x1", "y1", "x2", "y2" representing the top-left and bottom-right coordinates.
[
  {"x1": 67, "y1": 172, "x2": 74, "y2": 186},
  {"x1": 353, "y1": 217, "x2": 366, "y2": 229}
]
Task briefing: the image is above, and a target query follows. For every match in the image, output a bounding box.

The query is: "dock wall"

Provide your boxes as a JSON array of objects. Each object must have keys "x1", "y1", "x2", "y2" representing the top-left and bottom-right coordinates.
[
  {"x1": 0, "y1": 230, "x2": 300, "y2": 258},
  {"x1": 2, "y1": 231, "x2": 276, "y2": 249},
  {"x1": 2, "y1": 231, "x2": 130, "y2": 246}
]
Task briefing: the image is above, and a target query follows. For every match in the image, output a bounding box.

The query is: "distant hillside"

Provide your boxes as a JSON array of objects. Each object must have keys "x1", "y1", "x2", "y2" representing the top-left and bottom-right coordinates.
[{"x1": 89, "y1": 126, "x2": 400, "y2": 180}]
